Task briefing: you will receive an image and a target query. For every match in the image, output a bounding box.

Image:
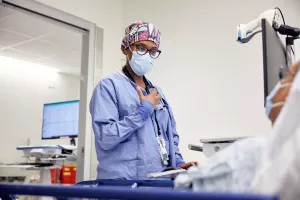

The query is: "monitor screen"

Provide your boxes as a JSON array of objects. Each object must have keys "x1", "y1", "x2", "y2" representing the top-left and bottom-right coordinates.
[
  {"x1": 262, "y1": 18, "x2": 287, "y2": 105},
  {"x1": 42, "y1": 100, "x2": 80, "y2": 139}
]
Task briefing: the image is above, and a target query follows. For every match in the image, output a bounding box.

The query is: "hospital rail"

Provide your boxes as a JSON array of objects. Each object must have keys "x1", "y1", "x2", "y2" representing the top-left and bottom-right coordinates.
[{"x1": 0, "y1": 182, "x2": 279, "y2": 200}]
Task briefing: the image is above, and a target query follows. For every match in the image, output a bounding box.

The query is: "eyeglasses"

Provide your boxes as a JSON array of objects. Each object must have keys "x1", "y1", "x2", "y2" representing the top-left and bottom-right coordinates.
[{"x1": 131, "y1": 44, "x2": 161, "y2": 59}]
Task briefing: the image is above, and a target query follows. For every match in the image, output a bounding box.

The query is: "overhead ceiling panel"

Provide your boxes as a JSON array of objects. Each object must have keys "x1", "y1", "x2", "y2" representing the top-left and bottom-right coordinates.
[
  {"x1": 0, "y1": 12, "x2": 59, "y2": 38},
  {"x1": 0, "y1": 48, "x2": 40, "y2": 62},
  {"x1": 0, "y1": 5, "x2": 15, "y2": 19},
  {"x1": 41, "y1": 29, "x2": 82, "y2": 52},
  {"x1": 13, "y1": 39, "x2": 67, "y2": 58},
  {"x1": 0, "y1": 28, "x2": 30, "y2": 47},
  {"x1": 0, "y1": 4, "x2": 82, "y2": 75}
]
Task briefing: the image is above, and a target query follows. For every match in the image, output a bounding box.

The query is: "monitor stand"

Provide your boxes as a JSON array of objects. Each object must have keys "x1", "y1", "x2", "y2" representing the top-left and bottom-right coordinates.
[{"x1": 70, "y1": 138, "x2": 76, "y2": 146}]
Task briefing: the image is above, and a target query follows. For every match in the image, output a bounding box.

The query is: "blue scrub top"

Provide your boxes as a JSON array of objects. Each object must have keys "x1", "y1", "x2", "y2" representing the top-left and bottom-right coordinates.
[{"x1": 90, "y1": 71, "x2": 185, "y2": 180}]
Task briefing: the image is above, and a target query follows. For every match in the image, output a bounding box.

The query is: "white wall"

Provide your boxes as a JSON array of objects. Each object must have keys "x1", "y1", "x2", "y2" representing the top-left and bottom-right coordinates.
[
  {"x1": 0, "y1": 58, "x2": 80, "y2": 165},
  {"x1": 122, "y1": 0, "x2": 300, "y2": 163}
]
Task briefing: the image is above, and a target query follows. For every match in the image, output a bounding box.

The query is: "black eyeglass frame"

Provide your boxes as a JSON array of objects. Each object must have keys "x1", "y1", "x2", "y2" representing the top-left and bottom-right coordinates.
[{"x1": 130, "y1": 44, "x2": 162, "y2": 59}]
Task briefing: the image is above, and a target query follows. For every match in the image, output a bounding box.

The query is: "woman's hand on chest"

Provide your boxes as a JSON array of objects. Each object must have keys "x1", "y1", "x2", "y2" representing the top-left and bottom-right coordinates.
[{"x1": 136, "y1": 87, "x2": 162, "y2": 109}]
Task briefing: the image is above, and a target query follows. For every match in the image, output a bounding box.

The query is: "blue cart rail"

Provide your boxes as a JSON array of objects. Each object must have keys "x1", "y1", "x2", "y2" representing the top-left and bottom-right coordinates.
[
  {"x1": 0, "y1": 183, "x2": 278, "y2": 200},
  {"x1": 75, "y1": 179, "x2": 174, "y2": 188}
]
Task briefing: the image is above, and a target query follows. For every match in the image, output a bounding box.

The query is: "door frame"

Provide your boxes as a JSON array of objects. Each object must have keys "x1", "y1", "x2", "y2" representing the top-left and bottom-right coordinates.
[{"x1": 0, "y1": 0, "x2": 103, "y2": 181}]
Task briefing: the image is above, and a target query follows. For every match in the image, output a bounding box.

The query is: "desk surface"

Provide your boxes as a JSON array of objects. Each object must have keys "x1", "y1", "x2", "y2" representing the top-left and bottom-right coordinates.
[
  {"x1": 0, "y1": 165, "x2": 36, "y2": 169},
  {"x1": 17, "y1": 145, "x2": 77, "y2": 150},
  {"x1": 200, "y1": 137, "x2": 246, "y2": 143}
]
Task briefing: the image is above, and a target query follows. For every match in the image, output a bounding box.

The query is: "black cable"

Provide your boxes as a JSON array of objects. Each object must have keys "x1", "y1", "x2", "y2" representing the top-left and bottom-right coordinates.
[
  {"x1": 275, "y1": 7, "x2": 285, "y2": 25},
  {"x1": 289, "y1": 45, "x2": 295, "y2": 56},
  {"x1": 153, "y1": 110, "x2": 162, "y2": 136},
  {"x1": 122, "y1": 66, "x2": 134, "y2": 82},
  {"x1": 275, "y1": 7, "x2": 295, "y2": 56}
]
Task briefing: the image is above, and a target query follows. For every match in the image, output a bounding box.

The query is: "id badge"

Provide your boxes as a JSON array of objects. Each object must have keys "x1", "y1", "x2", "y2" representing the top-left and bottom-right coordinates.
[{"x1": 157, "y1": 136, "x2": 169, "y2": 166}]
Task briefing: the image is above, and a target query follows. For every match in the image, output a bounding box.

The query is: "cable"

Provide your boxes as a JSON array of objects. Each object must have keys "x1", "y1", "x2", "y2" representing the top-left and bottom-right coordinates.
[
  {"x1": 275, "y1": 7, "x2": 285, "y2": 25},
  {"x1": 275, "y1": 7, "x2": 295, "y2": 56},
  {"x1": 291, "y1": 47, "x2": 295, "y2": 55}
]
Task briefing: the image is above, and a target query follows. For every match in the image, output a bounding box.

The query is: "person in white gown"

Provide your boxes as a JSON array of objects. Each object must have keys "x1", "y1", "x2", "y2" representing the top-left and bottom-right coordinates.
[{"x1": 175, "y1": 62, "x2": 300, "y2": 200}]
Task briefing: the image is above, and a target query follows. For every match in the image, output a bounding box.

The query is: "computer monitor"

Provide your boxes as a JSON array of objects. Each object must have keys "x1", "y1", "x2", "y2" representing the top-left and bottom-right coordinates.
[
  {"x1": 42, "y1": 100, "x2": 80, "y2": 140},
  {"x1": 262, "y1": 18, "x2": 287, "y2": 105}
]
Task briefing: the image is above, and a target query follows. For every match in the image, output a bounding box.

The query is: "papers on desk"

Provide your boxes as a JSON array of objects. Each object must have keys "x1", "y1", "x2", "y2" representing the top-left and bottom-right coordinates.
[{"x1": 147, "y1": 169, "x2": 186, "y2": 178}]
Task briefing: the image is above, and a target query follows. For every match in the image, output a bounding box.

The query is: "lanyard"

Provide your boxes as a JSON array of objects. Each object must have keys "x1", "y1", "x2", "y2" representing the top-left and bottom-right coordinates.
[{"x1": 122, "y1": 67, "x2": 162, "y2": 136}]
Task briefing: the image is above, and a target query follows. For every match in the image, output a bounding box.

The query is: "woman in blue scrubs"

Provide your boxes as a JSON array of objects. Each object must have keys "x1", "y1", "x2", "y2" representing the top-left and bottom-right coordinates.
[{"x1": 90, "y1": 21, "x2": 197, "y2": 180}]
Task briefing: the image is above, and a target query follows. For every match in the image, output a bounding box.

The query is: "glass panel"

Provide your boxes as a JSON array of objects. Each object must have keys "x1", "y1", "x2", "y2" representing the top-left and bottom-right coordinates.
[{"x1": 0, "y1": 4, "x2": 83, "y2": 185}]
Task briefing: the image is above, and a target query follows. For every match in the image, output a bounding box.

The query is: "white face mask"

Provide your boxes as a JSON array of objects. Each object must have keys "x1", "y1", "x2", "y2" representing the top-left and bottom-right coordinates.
[
  {"x1": 127, "y1": 48, "x2": 155, "y2": 76},
  {"x1": 265, "y1": 82, "x2": 292, "y2": 117}
]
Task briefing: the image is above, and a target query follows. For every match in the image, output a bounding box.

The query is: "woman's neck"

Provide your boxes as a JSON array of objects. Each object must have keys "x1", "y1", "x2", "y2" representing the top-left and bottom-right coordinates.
[{"x1": 125, "y1": 64, "x2": 146, "y2": 89}]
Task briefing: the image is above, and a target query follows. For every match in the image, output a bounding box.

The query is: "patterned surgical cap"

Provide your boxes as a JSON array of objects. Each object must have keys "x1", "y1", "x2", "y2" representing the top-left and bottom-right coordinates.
[{"x1": 121, "y1": 21, "x2": 161, "y2": 50}]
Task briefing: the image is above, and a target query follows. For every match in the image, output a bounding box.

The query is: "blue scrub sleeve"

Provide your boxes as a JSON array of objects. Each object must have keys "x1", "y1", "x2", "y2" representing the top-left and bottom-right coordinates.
[
  {"x1": 138, "y1": 100, "x2": 154, "y2": 120},
  {"x1": 173, "y1": 130, "x2": 185, "y2": 167},
  {"x1": 90, "y1": 80, "x2": 154, "y2": 151}
]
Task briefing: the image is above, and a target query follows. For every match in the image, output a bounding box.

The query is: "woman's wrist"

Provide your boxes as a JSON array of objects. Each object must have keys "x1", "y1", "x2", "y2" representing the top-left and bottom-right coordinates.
[{"x1": 138, "y1": 100, "x2": 154, "y2": 120}]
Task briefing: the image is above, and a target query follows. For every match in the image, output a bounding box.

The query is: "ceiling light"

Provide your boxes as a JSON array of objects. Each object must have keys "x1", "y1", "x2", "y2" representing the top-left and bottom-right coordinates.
[{"x1": 0, "y1": 56, "x2": 60, "y2": 73}]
